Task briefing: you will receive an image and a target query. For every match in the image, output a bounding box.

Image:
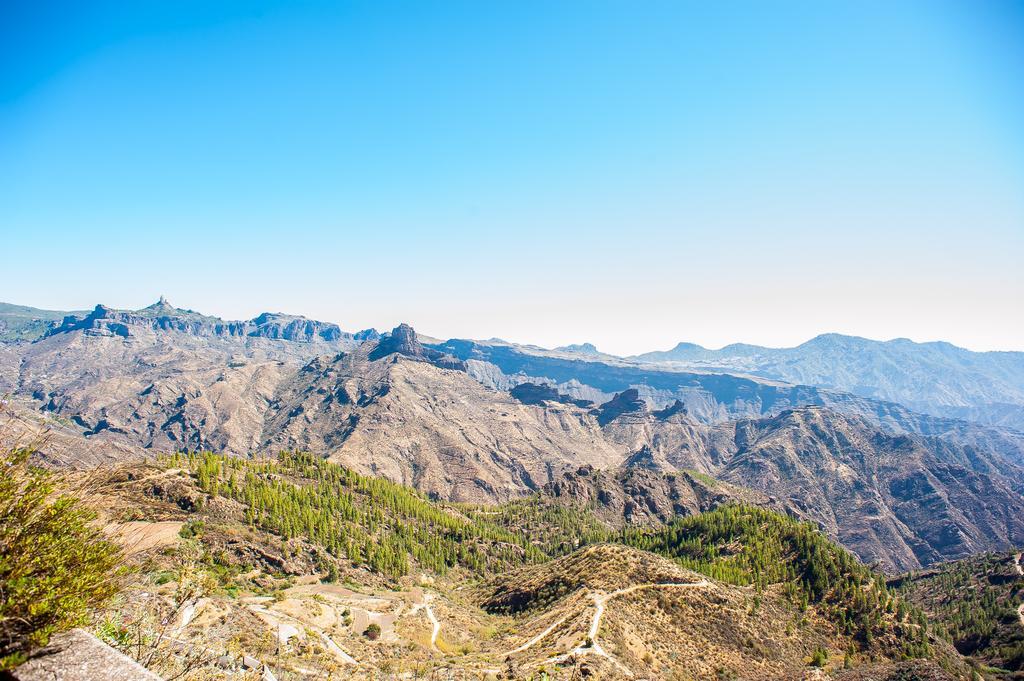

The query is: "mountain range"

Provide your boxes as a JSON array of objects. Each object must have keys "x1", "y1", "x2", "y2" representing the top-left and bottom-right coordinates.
[
  {"x1": 1, "y1": 299, "x2": 1023, "y2": 576},
  {"x1": 633, "y1": 334, "x2": 1024, "y2": 432},
  {"x1": 4, "y1": 298, "x2": 1024, "y2": 679}
]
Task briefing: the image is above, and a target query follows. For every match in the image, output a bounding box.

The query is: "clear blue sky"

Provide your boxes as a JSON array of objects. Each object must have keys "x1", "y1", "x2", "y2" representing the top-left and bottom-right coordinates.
[{"x1": 2, "y1": 1, "x2": 1022, "y2": 353}]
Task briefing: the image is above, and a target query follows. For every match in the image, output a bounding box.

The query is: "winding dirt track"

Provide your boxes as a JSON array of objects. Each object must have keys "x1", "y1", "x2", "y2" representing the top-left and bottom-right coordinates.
[
  {"x1": 410, "y1": 592, "x2": 442, "y2": 651},
  {"x1": 509, "y1": 613, "x2": 571, "y2": 655},
  {"x1": 521, "y1": 579, "x2": 710, "y2": 675},
  {"x1": 247, "y1": 603, "x2": 357, "y2": 665}
]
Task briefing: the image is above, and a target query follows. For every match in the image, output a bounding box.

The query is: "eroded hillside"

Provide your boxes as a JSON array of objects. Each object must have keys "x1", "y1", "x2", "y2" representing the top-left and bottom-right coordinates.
[{"x1": 81, "y1": 454, "x2": 969, "y2": 680}]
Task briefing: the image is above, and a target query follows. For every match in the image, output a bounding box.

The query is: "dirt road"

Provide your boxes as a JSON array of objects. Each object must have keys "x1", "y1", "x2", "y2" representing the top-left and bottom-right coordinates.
[{"x1": 528, "y1": 579, "x2": 710, "y2": 675}]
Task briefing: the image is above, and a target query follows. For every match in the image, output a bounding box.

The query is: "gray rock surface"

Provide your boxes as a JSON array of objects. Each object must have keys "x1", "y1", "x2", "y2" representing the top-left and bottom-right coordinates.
[
  {"x1": 10, "y1": 629, "x2": 161, "y2": 681},
  {"x1": 47, "y1": 298, "x2": 350, "y2": 343}
]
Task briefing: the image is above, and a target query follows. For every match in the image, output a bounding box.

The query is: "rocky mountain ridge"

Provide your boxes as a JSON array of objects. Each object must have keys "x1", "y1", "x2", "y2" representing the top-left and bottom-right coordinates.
[
  {"x1": 438, "y1": 337, "x2": 1024, "y2": 460},
  {"x1": 635, "y1": 332, "x2": 1024, "y2": 431},
  {"x1": 44, "y1": 298, "x2": 366, "y2": 343},
  {"x1": 9, "y1": 299, "x2": 1023, "y2": 433}
]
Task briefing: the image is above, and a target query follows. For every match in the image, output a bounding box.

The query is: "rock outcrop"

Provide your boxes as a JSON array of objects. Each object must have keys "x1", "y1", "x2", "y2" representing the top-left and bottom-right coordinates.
[
  {"x1": 368, "y1": 324, "x2": 466, "y2": 370},
  {"x1": 594, "y1": 389, "x2": 647, "y2": 425},
  {"x1": 46, "y1": 299, "x2": 350, "y2": 343},
  {"x1": 510, "y1": 382, "x2": 593, "y2": 408}
]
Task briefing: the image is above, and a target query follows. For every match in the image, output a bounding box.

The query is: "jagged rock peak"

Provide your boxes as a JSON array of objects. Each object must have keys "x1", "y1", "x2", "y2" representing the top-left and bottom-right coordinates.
[
  {"x1": 652, "y1": 399, "x2": 687, "y2": 420},
  {"x1": 594, "y1": 388, "x2": 647, "y2": 425},
  {"x1": 368, "y1": 323, "x2": 467, "y2": 372},
  {"x1": 353, "y1": 328, "x2": 381, "y2": 341},
  {"x1": 370, "y1": 323, "x2": 424, "y2": 360}
]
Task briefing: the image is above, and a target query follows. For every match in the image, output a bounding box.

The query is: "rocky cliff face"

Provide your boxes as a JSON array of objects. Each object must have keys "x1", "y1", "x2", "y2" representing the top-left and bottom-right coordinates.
[
  {"x1": 47, "y1": 299, "x2": 352, "y2": 343},
  {"x1": 368, "y1": 323, "x2": 466, "y2": 370}
]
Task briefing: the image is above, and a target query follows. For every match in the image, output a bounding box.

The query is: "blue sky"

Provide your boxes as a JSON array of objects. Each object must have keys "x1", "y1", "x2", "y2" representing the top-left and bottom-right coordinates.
[{"x1": 2, "y1": 1, "x2": 1022, "y2": 353}]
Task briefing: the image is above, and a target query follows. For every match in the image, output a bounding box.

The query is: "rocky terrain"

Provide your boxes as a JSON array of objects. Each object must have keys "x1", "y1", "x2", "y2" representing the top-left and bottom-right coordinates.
[
  {"x1": 261, "y1": 338, "x2": 622, "y2": 502},
  {"x1": 73, "y1": 455, "x2": 969, "y2": 680},
  {"x1": 634, "y1": 333, "x2": 1024, "y2": 432},
  {"x1": 439, "y1": 337, "x2": 1024, "y2": 448},
  {"x1": 710, "y1": 407, "x2": 1024, "y2": 572},
  {"x1": 1, "y1": 299, "x2": 1023, "y2": 573}
]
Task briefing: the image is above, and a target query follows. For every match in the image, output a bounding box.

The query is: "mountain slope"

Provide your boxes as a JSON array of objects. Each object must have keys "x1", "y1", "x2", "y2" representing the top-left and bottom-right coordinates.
[
  {"x1": 2, "y1": 303, "x2": 1022, "y2": 571},
  {"x1": 598, "y1": 404, "x2": 1024, "y2": 572},
  {"x1": 83, "y1": 455, "x2": 968, "y2": 680},
  {"x1": 483, "y1": 524, "x2": 965, "y2": 679},
  {"x1": 436, "y1": 337, "x2": 1024, "y2": 462},
  {"x1": 261, "y1": 340, "x2": 624, "y2": 502},
  {"x1": 0, "y1": 302, "x2": 83, "y2": 342},
  {"x1": 715, "y1": 407, "x2": 1024, "y2": 572},
  {"x1": 636, "y1": 333, "x2": 1024, "y2": 431},
  {"x1": 894, "y1": 550, "x2": 1024, "y2": 675}
]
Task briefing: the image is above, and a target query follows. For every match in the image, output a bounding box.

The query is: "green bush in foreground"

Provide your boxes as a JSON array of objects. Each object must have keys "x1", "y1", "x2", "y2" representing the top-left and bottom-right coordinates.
[{"x1": 0, "y1": 447, "x2": 124, "y2": 670}]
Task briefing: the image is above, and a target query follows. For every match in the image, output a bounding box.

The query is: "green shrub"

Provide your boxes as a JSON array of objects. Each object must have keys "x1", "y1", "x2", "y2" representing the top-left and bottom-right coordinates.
[
  {"x1": 364, "y1": 623, "x2": 381, "y2": 640},
  {"x1": 0, "y1": 447, "x2": 124, "y2": 670},
  {"x1": 178, "y1": 520, "x2": 205, "y2": 539}
]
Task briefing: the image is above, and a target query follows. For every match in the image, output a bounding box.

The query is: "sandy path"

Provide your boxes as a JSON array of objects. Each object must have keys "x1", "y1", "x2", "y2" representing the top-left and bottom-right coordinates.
[
  {"x1": 107, "y1": 521, "x2": 184, "y2": 555},
  {"x1": 410, "y1": 592, "x2": 442, "y2": 651},
  {"x1": 536, "y1": 579, "x2": 710, "y2": 675},
  {"x1": 508, "y1": 613, "x2": 571, "y2": 654}
]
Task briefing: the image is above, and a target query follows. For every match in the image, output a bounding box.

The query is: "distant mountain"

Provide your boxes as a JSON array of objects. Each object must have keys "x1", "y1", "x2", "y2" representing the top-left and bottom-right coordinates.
[
  {"x1": 634, "y1": 333, "x2": 1024, "y2": 431},
  {"x1": 44, "y1": 297, "x2": 365, "y2": 343},
  {"x1": 432, "y1": 337, "x2": 1024, "y2": 457},
  {"x1": 0, "y1": 302, "x2": 85, "y2": 342},
  {"x1": 553, "y1": 342, "x2": 601, "y2": 355}
]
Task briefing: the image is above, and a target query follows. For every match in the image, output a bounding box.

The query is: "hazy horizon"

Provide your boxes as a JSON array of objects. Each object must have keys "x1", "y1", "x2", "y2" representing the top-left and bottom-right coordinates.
[{"x1": 4, "y1": 2, "x2": 1022, "y2": 355}]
